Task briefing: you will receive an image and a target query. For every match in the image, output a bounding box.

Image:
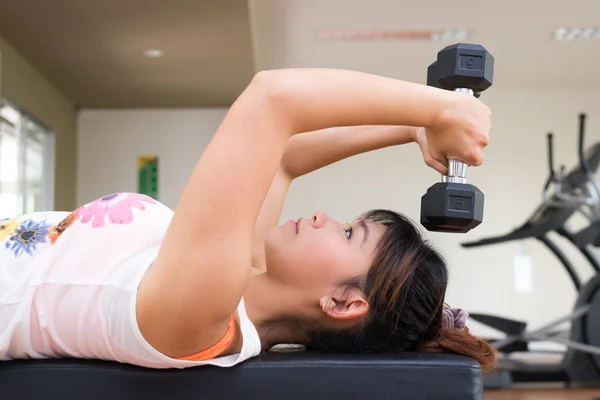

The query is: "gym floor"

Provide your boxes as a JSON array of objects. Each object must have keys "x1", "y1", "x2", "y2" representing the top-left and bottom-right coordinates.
[{"x1": 485, "y1": 386, "x2": 600, "y2": 399}]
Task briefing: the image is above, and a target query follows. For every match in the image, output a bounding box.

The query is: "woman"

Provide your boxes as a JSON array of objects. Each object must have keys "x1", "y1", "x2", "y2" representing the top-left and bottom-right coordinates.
[{"x1": 0, "y1": 68, "x2": 496, "y2": 372}]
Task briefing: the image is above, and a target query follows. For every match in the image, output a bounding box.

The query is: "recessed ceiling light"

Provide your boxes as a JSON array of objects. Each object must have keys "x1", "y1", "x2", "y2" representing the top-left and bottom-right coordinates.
[
  {"x1": 554, "y1": 27, "x2": 600, "y2": 41},
  {"x1": 315, "y1": 28, "x2": 469, "y2": 41},
  {"x1": 430, "y1": 29, "x2": 470, "y2": 41},
  {"x1": 144, "y1": 49, "x2": 164, "y2": 58}
]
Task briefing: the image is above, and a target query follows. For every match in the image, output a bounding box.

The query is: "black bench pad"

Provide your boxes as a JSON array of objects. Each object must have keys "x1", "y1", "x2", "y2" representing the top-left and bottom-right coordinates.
[{"x1": 0, "y1": 351, "x2": 483, "y2": 400}]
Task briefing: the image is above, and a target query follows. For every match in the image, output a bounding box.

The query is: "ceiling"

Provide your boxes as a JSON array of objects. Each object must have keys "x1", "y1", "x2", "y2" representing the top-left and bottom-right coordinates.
[
  {"x1": 1, "y1": 0, "x2": 600, "y2": 108},
  {"x1": 0, "y1": 0, "x2": 256, "y2": 107}
]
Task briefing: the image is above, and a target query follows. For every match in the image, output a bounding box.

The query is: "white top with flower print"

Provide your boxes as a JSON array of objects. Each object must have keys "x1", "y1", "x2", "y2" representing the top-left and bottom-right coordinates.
[{"x1": 0, "y1": 193, "x2": 261, "y2": 369}]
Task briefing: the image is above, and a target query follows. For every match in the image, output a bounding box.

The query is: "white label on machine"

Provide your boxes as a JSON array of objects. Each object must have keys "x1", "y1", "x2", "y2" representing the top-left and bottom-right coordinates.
[{"x1": 514, "y1": 253, "x2": 533, "y2": 293}]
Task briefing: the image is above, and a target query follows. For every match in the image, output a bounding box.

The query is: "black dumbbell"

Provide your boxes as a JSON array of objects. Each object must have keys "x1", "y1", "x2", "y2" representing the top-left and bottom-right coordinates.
[{"x1": 420, "y1": 43, "x2": 494, "y2": 233}]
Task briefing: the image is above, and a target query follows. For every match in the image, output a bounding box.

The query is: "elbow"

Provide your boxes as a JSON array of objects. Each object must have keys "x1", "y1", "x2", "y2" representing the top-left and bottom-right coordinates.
[
  {"x1": 249, "y1": 69, "x2": 289, "y2": 98},
  {"x1": 246, "y1": 70, "x2": 300, "y2": 131}
]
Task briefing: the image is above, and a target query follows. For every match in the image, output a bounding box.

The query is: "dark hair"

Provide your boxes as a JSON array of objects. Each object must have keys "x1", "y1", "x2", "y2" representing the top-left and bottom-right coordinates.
[{"x1": 305, "y1": 209, "x2": 497, "y2": 373}]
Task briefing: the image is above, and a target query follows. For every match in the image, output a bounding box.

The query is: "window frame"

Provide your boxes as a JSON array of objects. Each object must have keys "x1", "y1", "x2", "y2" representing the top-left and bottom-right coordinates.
[{"x1": 0, "y1": 96, "x2": 55, "y2": 215}]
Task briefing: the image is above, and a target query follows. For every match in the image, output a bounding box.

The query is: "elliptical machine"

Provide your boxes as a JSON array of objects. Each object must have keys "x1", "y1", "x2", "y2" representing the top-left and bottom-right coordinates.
[{"x1": 461, "y1": 113, "x2": 600, "y2": 388}]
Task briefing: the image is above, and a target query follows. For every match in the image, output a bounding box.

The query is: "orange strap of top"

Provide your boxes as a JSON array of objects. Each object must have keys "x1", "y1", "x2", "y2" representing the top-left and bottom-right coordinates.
[{"x1": 176, "y1": 314, "x2": 236, "y2": 362}]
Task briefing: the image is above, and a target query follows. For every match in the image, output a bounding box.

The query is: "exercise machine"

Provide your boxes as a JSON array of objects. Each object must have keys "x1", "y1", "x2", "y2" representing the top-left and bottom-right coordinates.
[{"x1": 462, "y1": 113, "x2": 600, "y2": 389}]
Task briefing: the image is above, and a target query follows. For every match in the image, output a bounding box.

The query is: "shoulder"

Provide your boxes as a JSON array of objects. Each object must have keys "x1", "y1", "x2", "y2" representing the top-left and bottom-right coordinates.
[{"x1": 130, "y1": 297, "x2": 262, "y2": 368}]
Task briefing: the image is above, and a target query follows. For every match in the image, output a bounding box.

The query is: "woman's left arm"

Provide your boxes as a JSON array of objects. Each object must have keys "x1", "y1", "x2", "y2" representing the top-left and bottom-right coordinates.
[{"x1": 251, "y1": 125, "x2": 418, "y2": 272}]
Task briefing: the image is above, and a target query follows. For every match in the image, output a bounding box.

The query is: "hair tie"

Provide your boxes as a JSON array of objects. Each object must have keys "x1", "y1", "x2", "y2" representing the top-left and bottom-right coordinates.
[{"x1": 442, "y1": 308, "x2": 468, "y2": 331}]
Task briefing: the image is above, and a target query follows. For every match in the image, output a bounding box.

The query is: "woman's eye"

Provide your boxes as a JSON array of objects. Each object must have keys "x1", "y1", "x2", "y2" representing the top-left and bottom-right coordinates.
[{"x1": 345, "y1": 228, "x2": 353, "y2": 239}]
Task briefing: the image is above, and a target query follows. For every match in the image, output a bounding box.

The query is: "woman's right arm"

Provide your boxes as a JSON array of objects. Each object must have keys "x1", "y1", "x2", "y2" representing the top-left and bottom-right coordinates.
[{"x1": 136, "y1": 69, "x2": 490, "y2": 358}]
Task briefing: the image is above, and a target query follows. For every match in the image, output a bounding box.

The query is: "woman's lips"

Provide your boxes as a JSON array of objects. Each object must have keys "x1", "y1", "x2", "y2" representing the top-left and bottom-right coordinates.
[{"x1": 288, "y1": 220, "x2": 297, "y2": 233}]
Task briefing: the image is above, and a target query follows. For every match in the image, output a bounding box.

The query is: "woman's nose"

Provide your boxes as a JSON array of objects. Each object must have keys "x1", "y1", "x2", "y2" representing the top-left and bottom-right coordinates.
[{"x1": 311, "y1": 211, "x2": 331, "y2": 228}]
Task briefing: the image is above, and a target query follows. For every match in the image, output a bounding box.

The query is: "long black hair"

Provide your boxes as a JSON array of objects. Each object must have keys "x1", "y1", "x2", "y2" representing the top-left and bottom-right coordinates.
[{"x1": 305, "y1": 209, "x2": 497, "y2": 372}]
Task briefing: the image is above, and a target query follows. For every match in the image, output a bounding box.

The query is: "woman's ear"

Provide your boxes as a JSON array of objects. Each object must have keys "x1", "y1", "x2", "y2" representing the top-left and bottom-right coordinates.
[{"x1": 319, "y1": 287, "x2": 369, "y2": 321}]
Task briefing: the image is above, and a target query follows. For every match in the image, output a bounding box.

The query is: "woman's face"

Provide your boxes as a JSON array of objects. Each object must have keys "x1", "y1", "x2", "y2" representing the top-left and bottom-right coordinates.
[{"x1": 264, "y1": 210, "x2": 385, "y2": 300}]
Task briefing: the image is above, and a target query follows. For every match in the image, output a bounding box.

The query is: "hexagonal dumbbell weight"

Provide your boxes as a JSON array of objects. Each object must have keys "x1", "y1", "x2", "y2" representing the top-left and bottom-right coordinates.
[{"x1": 420, "y1": 43, "x2": 494, "y2": 233}]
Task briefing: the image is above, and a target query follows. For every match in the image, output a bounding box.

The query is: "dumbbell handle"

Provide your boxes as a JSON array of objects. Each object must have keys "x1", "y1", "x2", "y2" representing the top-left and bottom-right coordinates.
[
  {"x1": 442, "y1": 160, "x2": 467, "y2": 183},
  {"x1": 440, "y1": 87, "x2": 474, "y2": 184}
]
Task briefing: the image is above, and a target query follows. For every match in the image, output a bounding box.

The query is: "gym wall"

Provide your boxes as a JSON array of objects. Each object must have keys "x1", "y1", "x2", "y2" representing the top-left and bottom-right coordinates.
[
  {"x1": 77, "y1": 88, "x2": 600, "y2": 340},
  {"x1": 0, "y1": 36, "x2": 77, "y2": 211},
  {"x1": 76, "y1": 108, "x2": 228, "y2": 209}
]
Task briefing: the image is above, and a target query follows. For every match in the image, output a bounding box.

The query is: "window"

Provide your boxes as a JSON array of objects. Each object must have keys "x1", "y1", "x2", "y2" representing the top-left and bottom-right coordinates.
[{"x1": 0, "y1": 99, "x2": 54, "y2": 217}]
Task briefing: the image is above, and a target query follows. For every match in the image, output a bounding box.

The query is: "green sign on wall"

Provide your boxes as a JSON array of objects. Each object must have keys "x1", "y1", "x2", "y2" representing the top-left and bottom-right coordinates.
[{"x1": 138, "y1": 156, "x2": 159, "y2": 200}]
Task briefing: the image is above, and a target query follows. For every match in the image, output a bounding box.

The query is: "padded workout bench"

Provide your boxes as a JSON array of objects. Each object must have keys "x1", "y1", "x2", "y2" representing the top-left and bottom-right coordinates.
[{"x1": 1, "y1": 350, "x2": 483, "y2": 399}]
